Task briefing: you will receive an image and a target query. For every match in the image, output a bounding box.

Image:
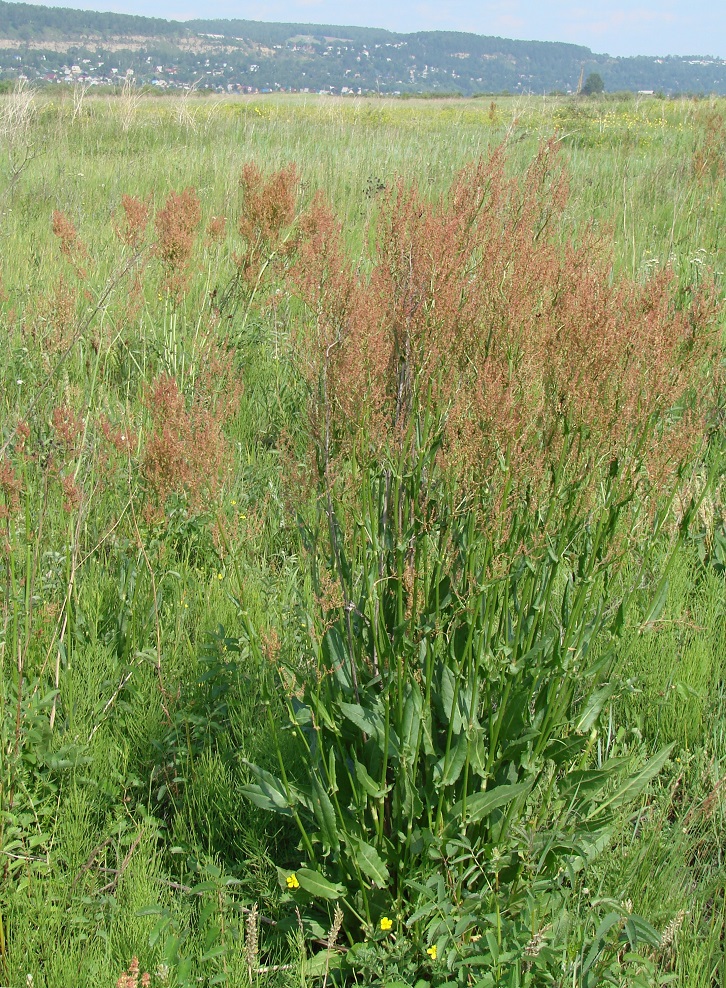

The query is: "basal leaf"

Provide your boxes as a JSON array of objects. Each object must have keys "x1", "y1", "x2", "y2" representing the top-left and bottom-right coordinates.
[
  {"x1": 449, "y1": 780, "x2": 532, "y2": 827},
  {"x1": 354, "y1": 758, "x2": 390, "y2": 799},
  {"x1": 340, "y1": 701, "x2": 399, "y2": 756},
  {"x1": 575, "y1": 683, "x2": 617, "y2": 733},
  {"x1": 311, "y1": 772, "x2": 340, "y2": 852},
  {"x1": 433, "y1": 731, "x2": 468, "y2": 789},
  {"x1": 400, "y1": 683, "x2": 422, "y2": 756},
  {"x1": 349, "y1": 837, "x2": 390, "y2": 886},
  {"x1": 586, "y1": 744, "x2": 674, "y2": 821},
  {"x1": 240, "y1": 762, "x2": 296, "y2": 817},
  {"x1": 296, "y1": 867, "x2": 345, "y2": 900}
]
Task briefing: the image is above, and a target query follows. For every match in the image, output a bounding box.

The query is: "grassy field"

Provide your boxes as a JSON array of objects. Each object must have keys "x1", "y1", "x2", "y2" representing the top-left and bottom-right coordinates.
[{"x1": 0, "y1": 90, "x2": 725, "y2": 988}]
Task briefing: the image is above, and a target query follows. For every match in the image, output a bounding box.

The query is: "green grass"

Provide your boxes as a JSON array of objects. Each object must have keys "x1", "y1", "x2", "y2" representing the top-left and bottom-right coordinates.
[{"x1": 0, "y1": 91, "x2": 724, "y2": 987}]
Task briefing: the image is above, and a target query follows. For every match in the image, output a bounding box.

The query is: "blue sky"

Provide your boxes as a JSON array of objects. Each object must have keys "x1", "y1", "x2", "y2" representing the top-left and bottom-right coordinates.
[{"x1": 16, "y1": 0, "x2": 726, "y2": 58}]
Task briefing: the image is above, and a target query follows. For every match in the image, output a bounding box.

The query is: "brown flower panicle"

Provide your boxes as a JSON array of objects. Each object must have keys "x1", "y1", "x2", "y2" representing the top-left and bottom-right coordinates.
[
  {"x1": 52, "y1": 209, "x2": 89, "y2": 279},
  {"x1": 141, "y1": 370, "x2": 235, "y2": 519},
  {"x1": 291, "y1": 139, "x2": 720, "y2": 520},
  {"x1": 154, "y1": 186, "x2": 202, "y2": 298},
  {"x1": 115, "y1": 193, "x2": 151, "y2": 251},
  {"x1": 0, "y1": 459, "x2": 22, "y2": 523},
  {"x1": 205, "y1": 214, "x2": 227, "y2": 245},
  {"x1": 235, "y1": 163, "x2": 299, "y2": 284},
  {"x1": 51, "y1": 403, "x2": 85, "y2": 456}
]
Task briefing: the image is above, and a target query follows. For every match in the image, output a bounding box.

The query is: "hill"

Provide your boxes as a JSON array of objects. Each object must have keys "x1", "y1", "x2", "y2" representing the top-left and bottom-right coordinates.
[{"x1": 1, "y1": 0, "x2": 725, "y2": 94}]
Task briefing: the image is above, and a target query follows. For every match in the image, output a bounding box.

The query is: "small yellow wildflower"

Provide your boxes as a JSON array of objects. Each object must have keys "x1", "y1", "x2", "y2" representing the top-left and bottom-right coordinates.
[
  {"x1": 379, "y1": 916, "x2": 393, "y2": 932},
  {"x1": 427, "y1": 945, "x2": 437, "y2": 960},
  {"x1": 285, "y1": 873, "x2": 300, "y2": 890},
  {"x1": 217, "y1": 573, "x2": 224, "y2": 580},
  {"x1": 230, "y1": 499, "x2": 237, "y2": 506}
]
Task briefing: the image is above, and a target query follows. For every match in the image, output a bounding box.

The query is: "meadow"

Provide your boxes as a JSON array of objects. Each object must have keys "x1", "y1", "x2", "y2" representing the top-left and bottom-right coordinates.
[{"x1": 0, "y1": 89, "x2": 725, "y2": 988}]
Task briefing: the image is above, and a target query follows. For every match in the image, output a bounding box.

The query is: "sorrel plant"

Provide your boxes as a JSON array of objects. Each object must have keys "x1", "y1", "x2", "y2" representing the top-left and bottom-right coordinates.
[{"x1": 240, "y1": 140, "x2": 721, "y2": 977}]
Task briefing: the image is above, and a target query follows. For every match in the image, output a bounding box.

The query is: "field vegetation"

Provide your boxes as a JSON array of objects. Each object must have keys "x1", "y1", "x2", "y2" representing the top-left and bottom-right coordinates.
[{"x1": 0, "y1": 90, "x2": 725, "y2": 987}]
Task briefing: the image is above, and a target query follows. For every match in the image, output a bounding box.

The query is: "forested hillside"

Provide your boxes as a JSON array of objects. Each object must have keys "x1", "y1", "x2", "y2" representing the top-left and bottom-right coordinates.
[{"x1": 0, "y1": 2, "x2": 725, "y2": 96}]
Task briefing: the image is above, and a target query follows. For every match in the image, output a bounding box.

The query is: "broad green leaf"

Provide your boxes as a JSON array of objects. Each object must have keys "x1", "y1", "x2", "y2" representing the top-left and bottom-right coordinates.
[
  {"x1": 560, "y1": 759, "x2": 630, "y2": 802},
  {"x1": 325, "y1": 626, "x2": 353, "y2": 692},
  {"x1": 433, "y1": 731, "x2": 468, "y2": 789},
  {"x1": 541, "y1": 733, "x2": 588, "y2": 766},
  {"x1": 290, "y1": 698, "x2": 312, "y2": 727},
  {"x1": 240, "y1": 762, "x2": 295, "y2": 817},
  {"x1": 199, "y1": 944, "x2": 227, "y2": 962},
  {"x1": 400, "y1": 683, "x2": 422, "y2": 755},
  {"x1": 517, "y1": 632, "x2": 556, "y2": 667},
  {"x1": 340, "y1": 701, "x2": 383, "y2": 738},
  {"x1": 340, "y1": 701, "x2": 399, "y2": 756},
  {"x1": 438, "y1": 664, "x2": 457, "y2": 727},
  {"x1": 354, "y1": 758, "x2": 390, "y2": 799},
  {"x1": 148, "y1": 915, "x2": 172, "y2": 947},
  {"x1": 581, "y1": 911, "x2": 623, "y2": 975},
  {"x1": 627, "y1": 914, "x2": 662, "y2": 948},
  {"x1": 449, "y1": 781, "x2": 532, "y2": 826},
  {"x1": 586, "y1": 744, "x2": 674, "y2": 821},
  {"x1": 304, "y1": 949, "x2": 344, "y2": 978},
  {"x1": 309, "y1": 692, "x2": 338, "y2": 733},
  {"x1": 311, "y1": 773, "x2": 340, "y2": 852},
  {"x1": 349, "y1": 837, "x2": 390, "y2": 886},
  {"x1": 576, "y1": 683, "x2": 617, "y2": 733},
  {"x1": 398, "y1": 768, "x2": 423, "y2": 821},
  {"x1": 296, "y1": 867, "x2": 345, "y2": 900}
]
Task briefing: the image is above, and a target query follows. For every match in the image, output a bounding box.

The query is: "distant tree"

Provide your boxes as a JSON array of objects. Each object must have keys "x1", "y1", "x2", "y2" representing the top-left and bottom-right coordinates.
[{"x1": 581, "y1": 71, "x2": 604, "y2": 95}]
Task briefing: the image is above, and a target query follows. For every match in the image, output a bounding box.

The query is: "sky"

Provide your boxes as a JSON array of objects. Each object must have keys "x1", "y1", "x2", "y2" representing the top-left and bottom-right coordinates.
[{"x1": 14, "y1": 0, "x2": 726, "y2": 58}]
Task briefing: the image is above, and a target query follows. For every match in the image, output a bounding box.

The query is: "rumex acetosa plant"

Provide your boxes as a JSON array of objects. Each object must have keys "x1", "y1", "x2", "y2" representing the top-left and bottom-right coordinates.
[{"x1": 240, "y1": 139, "x2": 721, "y2": 983}]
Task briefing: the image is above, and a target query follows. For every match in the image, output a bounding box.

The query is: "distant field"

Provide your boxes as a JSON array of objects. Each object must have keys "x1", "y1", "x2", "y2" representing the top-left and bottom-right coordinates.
[{"x1": 0, "y1": 91, "x2": 724, "y2": 988}]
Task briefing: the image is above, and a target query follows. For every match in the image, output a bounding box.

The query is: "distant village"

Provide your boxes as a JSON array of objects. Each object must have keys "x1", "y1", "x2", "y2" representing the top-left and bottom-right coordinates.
[{"x1": 1, "y1": 21, "x2": 725, "y2": 96}]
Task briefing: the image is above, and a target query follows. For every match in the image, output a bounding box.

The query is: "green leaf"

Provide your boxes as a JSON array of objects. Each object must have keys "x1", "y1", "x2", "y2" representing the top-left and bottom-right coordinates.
[
  {"x1": 199, "y1": 945, "x2": 227, "y2": 963},
  {"x1": 560, "y1": 759, "x2": 630, "y2": 803},
  {"x1": 400, "y1": 684, "x2": 422, "y2": 755},
  {"x1": 581, "y1": 911, "x2": 623, "y2": 975},
  {"x1": 354, "y1": 758, "x2": 391, "y2": 799},
  {"x1": 325, "y1": 626, "x2": 354, "y2": 692},
  {"x1": 311, "y1": 772, "x2": 340, "y2": 852},
  {"x1": 433, "y1": 731, "x2": 468, "y2": 789},
  {"x1": 586, "y1": 744, "x2": 674, "y2": 821},
  {"x1": 340, "y1": 701, "x2": 399, "y2": 756},
  {"x1": 448, "y1": 781, "x2": 532, "y2": 827},
  {"x1": 305, "y1": 949, "x2": 344, "y2": 978},
  {"x1": 309, "y1": 691, "x2": 338, "y2": 733},
  {"x1": 295, "y1": 867, "x2": 346, "y2": 900},
  {"x1": 240, "y1": 762, "x2": 296, "y2": 817},
  {"x1": 349, "y1": 837, "x2": 390, "y2": 886},
  {"x1": 626, "y1": 914, "x2": 662, "y2": 948},
  {"x1": 542, "y1": 734, "x2": 588, "y2": 766},
  {"x1": 576, "y1": 683, "x2": 617, "y2": 733},
  {"x1": 438, "y1": 664, "x2": 457, "y2": 728},
  {"x1": 641, "y1": 579, "x2": 669, "y2": 630}
]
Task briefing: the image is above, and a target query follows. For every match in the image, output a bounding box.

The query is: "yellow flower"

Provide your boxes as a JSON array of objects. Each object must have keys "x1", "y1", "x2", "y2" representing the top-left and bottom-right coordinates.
[
  {"x1": 379, "y1": 916, "x2": 393, "y2": 932},
  {"x1": 427, "y1": 944, "x2": 437, "y2": 960},
  {"x1": 217, "y1": 573, "x2": 224, "y2": 580},
  {"x1": 285, "y1": 873, "x2": 300, "y2": 890}
]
